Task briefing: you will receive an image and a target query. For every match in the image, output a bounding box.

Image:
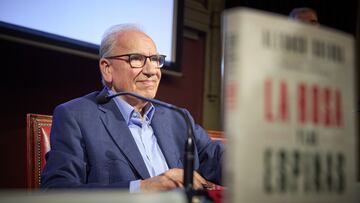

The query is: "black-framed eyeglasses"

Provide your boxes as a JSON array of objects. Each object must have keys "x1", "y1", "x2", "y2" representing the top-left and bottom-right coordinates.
[{"x1": 105, "y1": 54, "x2": 166, "y2": 68}]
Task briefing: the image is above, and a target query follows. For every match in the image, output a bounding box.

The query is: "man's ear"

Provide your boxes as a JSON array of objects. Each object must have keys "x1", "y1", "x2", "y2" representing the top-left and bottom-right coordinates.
[{"x1": 99, "y1": 58, "x2": 112, "y2": 83}]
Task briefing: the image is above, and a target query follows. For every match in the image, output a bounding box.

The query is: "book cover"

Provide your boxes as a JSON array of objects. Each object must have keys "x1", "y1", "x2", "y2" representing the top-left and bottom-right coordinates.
[{"x1": 223, "y1": 8, "x2": 356, "y2": 203}]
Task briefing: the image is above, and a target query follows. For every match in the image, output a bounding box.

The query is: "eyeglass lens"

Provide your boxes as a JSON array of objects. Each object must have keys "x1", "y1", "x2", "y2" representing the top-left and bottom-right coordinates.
[{"x1": 129, "y1": 55, "x2": 165, "y2": 68}]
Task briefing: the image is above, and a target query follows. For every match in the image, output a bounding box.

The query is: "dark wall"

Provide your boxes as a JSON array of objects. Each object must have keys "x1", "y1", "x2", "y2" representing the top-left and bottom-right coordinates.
[
  {"x1": 0, "y1": 38, "x2": 101, "y2": 188},
  {"x1": 226, "y1": 0, "x2": 358, "y2": 36},
  {"x1": 158, "y1": 33, "x2": 206, "y2": 124},
  {"x1": 0, "y1": 27, "x2": 206, "y2": 187}
]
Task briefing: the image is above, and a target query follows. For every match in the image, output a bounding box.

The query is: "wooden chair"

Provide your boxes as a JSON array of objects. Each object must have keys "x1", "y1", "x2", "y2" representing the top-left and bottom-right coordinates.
[{"x1": 26, "y1": 113, "x2": 52, "y2": 189}]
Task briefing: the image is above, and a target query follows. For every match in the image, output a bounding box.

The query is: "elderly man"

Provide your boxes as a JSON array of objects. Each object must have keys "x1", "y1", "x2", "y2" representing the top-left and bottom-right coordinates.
[
  {"x1": 289, "y1": 7, "x2": 319, "y2": 25},
  {"x1": 41, "y1": 24, "x2": 224, "y2": 192}
]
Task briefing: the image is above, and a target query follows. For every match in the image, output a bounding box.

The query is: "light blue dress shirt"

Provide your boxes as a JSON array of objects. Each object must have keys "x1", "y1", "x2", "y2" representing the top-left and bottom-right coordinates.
[{"x1": 108, "y1": 89, "x2": 169, "y2": 192}]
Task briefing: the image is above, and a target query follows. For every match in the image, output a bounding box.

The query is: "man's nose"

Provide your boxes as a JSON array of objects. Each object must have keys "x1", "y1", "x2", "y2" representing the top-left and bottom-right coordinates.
[{"x1": 142, "y1": 58, "x2": 157, "y2": 74}]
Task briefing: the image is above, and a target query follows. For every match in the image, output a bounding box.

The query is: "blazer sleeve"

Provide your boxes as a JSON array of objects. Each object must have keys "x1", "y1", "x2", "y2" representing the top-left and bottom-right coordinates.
[{"x1": 41, "y1": 104, "x2": 130, "y2": 189}]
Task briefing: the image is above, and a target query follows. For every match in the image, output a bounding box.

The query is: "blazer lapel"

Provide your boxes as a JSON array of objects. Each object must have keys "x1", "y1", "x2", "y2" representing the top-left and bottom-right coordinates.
[
  {"x1": 97, "y1": 91, "x2": 150, "y2": 179},
  {"x1": 151, "y1": 107, "x2": 183, "y2": 169}
]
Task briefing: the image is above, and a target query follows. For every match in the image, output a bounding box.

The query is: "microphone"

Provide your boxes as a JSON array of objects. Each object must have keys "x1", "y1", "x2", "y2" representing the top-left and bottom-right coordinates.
[
  {"x1": 96, "y1": 91, "x2": 195, "y2": 200},
  {"x1": 96, "y1": 92, "x2": 176, "y2": 110}
]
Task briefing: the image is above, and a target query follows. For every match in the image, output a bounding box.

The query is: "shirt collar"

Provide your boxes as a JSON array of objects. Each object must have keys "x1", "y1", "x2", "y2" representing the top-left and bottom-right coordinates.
[{"x1": 106, "y1": 88, "x2": 155, "y2": 125}]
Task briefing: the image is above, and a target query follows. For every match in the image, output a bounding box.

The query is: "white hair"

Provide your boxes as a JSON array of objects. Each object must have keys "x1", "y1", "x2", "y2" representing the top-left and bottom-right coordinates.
[
  {"x1": 99, "y1": 24, "x2": 145, "y2": 58},
  {"x1": 289, "y1": 7, "x2": 317, "y2": 19}
]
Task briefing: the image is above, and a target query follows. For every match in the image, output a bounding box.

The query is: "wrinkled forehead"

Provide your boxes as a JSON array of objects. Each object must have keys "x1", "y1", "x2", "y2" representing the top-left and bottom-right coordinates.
[{"x1": 114, "y1": 30, "x2": 158, "y2": 54}]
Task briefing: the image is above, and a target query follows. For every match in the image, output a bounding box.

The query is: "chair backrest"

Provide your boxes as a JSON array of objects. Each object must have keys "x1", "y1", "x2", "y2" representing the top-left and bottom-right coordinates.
[
  {"x1": 26, "y1": 113, "x2": 52, "y2": 189},
  {"x1": 207, "y1": 130, "x2": 226, "y2": 143}
]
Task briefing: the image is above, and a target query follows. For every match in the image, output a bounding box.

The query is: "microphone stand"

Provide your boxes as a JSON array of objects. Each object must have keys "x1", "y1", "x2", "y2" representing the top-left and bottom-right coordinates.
[{"x1": 97, "y1": 92, "x2": 195, "y2": 202}]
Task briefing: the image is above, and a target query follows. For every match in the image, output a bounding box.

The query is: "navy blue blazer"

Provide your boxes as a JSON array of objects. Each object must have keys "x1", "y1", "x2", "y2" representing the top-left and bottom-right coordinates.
[{"x1": 41, "y1": 88, "x2": 224, "y2": 189}]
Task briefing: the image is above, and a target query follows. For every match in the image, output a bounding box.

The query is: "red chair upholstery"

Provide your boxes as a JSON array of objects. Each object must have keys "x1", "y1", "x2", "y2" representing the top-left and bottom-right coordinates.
[
  {"x1": 26, "y1": 113, "x2": 52, "y2": 189},
  {"x1": 207, "y1": 130, "x2": 226, "y2": 143}
]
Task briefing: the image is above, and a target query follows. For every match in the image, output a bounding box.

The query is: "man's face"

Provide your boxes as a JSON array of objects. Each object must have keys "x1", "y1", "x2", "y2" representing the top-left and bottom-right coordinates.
[
  {"x1": 295, "y1": 11, "x2": 319, "y2": 25},
  {"x1": 101, "y1": 30, "x2": 161, "y2": 100}
]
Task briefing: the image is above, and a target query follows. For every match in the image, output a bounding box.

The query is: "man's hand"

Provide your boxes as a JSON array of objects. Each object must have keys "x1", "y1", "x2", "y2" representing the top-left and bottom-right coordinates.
[{"x1": 140, "y1": 168, "x2": 208, "y2": 192}]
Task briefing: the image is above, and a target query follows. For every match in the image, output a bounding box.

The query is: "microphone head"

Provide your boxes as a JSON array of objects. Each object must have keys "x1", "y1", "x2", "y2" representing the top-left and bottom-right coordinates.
[{"x1": 96, "y1": 94, "x2": 110, "y2": 104}]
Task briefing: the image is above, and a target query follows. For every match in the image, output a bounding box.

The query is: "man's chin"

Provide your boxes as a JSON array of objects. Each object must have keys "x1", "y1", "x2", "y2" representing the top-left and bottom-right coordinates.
[{"x1": 136, "y1": 91, "x2": 157, "y2": 99}]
